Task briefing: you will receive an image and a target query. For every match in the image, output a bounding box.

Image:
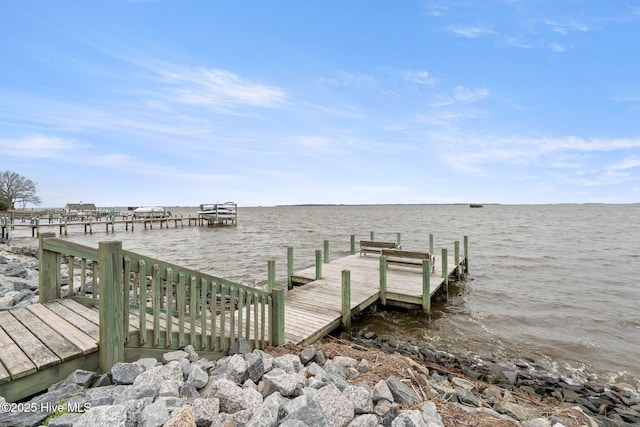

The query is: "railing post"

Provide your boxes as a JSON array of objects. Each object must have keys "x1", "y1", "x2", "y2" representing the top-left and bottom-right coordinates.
[
  {"x1": 422, "y1": 259, "x2": 431, "y2": 316},
  {"x1": 38, "y1": 232, "x2": 60, "y2": 303},
  {"x1": 464, "y1": 235, "x2": 469, "y2": 274},
  {"x1": 429, "y1": 234, "x2": 434, "y2": 254},
  {"x1": 370, "y1": 231, "x2": 375, "y2": 240},
  {"x1": 379, "y1": 256, "x2": 387, "y2": 305},
  {"x1": 99, "y1": 240, "x2": 124, "y2": 372},
  {"x1": 350, "y1": 235, "x2": 355, "y2": 255},
  {"x1": 396, "y1": 233, "x2": 401, "y2": 249},
  {"x1": 270, "y1": 285, "x2": 285, "y2": 346},
  {"x1": 287, "y1": 247, "x2": 294, "y2": 290},
  {"x1": 315, "y1": 249, "x2": 322, "y2": 280},
  {"x1": 324, "y1": 240, "x2": 329, "y2": 263},
  {"x1": 341, "y1": 270, "x2": 351, "y2": 335}
]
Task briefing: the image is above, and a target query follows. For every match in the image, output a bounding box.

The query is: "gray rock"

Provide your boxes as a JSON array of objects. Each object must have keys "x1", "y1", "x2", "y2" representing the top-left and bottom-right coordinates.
[
  {"x1": 314, "y1": 350, "x2": 326, "y2": 366},
  {"x1": 227, "y1": 353, "x2": 249, "y2": 383},
  {"x1": 275, "y1": 354, "x2": 303, "y2": 374},
  {"x1": 210, "y1": 378, "x2": 263, "y2": 413},
  {"x1": 74, "y1": 404, "x2": 128, "y2": 426},
  {"x1": 261, "y1": 367, "x2": 304, "y2": 397},
  {"x1": 112, "y1": 384, "x2": 158, "y2": 405},
  {"x1": 56, "y1": 369, "x2": 96, "y2": 388},
  {"x1": 158, "y1": 380, "x2": 181, "y2": 397},
  {"x1": 356, "y1": 359, "x2": 370, "y2": 373},
  {"x1": 391, "y1": 410, "x2": 426, "y2": 427},
  {"x1": 281, "y1": 400, "x2": 330, "y2": 427},
  {"x1": 246, "y1": 352, "x2": 265, "y2": 383},
  {"x1": 312, "y1": 383, "x2": 355, "y2": 427},
  {"x1": 47, "y1": 412, "x2": 82, "y2": 427},
  {"x1": 138, "y1": 399, "x2": 170, "y2": 427},
  {"x1": 347, "y1": 414, "x2": 380, "y2": 427},
  {"x1": 192, "y1": 397, "x2": 220, "y2": 427},
  {"x1": 188, "y1": 364, "x2": 209, "y2": 389},
  {"x1": 523, "y1": 419, "x2": 552, "y2": 427},
  {"x1": 163, "y1": 404, "x2": 196, "y2": 427},
  {"x1": 299, "y1": 348, "x2": 316, "y2": 365},
  {"x1": 344, "y1": 385, "x2": 374, "y2": 414},
  {"x1": 373, "y1": 380, "x2": 394, "y2": 402},
  {"x1": 420, "y1": 402, "x2": 444, "y2": 427},
  {"x1": 229, "y1": 337, "x2": 252, "y2": 355},
  {"x1": 494, "y1": 400, "x2": 540, "y2": 421},
  {"x1": 133, "y1": 360, "x2": 184, "y2": 387},
  {"x1": 111, "y1": 362, "x2": 145, "y2": 385},
  {"x1": 246, "y1": 391, "x2": 284, "y2": 427},
  {"x1": 137, "y1": 357, "x2": 160, "y2": 371},
  {"x1": 184, "y1": 344, "x2": 200, "y2": 361},
  {"x1": 162, "y1": 350, "x2": 189, "y2": 364},
  {"x1": 386, "y1": 376, "x2": 418, "y2": 404},
  {"x1": 456, "y1": 388, "x2": 478, "y2": 406}
]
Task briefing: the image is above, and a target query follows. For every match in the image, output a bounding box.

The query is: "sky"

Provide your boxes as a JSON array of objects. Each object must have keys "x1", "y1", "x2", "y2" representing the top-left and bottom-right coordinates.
[{"x1": 1, "y1": 1, "x2": 640, "y2": 208}]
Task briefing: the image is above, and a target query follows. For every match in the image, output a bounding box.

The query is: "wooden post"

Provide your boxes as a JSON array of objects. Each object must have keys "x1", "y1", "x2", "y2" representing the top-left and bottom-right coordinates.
[
  {"x1": 270, "y1": 288, "x2": 285, "y2": 346},
  {"x1": 350, "y1": 235, "x2": 355, "y2": 255},
  {"x1": 370, "y1": 231, "x2": 375, "y2": 240},
  {"x1": 38, "y1": 232, "x2": 60, "y2": 303},
  {"x1": 464, "y1": 235, "x2": 469, "y2": 274},
  {"x1": 98, "y1": 240, "x2": 124, "y2": 372},
  {"x1": 422, "y1": 259, "x2": 431, "y2": 315},
  {"x1": 429, "y1": 234, "x2": 434, "y2": 254},
  {"x1": 341, "y1": 270, "x2": 351, "y2": 335},
  {"x1": 379, "y1": 255, "x2": 387, "y2": 305},
  {"x1": 315, "y1": 249, "x2": 322, "y2": 279},
  {"x1": 396, "y1": 233, "x2": 401, "y2": 249},
  {"x1": 268, "y1": 260, "x2": 276, "y2": 291},
  {"x1": 287, "y1": 247, "x2": 293, "y2": 290},
  {"x1": 454, "y1": 240, "x2": 460, "y2": 278},
  {"x1": 324, "y1": 240, "x2": 329, "y2": 263},
  {"x1": 441, "y1": 248, "x2": 449, "y2": 300}
]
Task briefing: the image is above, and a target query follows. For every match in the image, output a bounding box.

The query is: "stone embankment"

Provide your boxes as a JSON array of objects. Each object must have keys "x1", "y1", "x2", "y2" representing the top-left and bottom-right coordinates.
[{"x1": 1, "y1": 244, "x2": 639, "y2": 426}]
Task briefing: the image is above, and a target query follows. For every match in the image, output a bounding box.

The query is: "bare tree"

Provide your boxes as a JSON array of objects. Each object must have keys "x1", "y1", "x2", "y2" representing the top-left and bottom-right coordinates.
[{"x1": 0, "y1": 171, "x2": 41, "y2": 210}]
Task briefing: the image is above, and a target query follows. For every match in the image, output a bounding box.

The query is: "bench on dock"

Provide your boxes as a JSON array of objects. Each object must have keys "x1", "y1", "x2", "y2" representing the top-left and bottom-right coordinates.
[
  {"x1": 381, "y1": 249, "x2": 436, "y2": 273},
  {"x1": 359, "y1": 240, "x2": 398, "y2": 256}
]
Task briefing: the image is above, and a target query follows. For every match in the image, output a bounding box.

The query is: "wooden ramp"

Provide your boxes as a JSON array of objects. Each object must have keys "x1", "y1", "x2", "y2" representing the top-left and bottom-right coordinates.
[{"x1": 285, "y1": 253, "x2": 460, "y2": 344}]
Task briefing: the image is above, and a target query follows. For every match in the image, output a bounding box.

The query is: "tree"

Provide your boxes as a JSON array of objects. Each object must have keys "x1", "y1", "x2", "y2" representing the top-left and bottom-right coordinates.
[{"x1": 0, "y1": 171, "x2": 41, "y2": 210}]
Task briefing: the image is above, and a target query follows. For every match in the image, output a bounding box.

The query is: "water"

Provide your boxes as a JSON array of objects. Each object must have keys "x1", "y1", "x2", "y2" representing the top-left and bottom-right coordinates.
[{"x1": 7, "y1": 204, "x2": 640, "y2": 384}]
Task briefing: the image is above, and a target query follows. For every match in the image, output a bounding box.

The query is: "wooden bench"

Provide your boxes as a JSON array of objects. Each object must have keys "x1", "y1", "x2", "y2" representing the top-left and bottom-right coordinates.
[
  {"x1": 359, "y1": 240, "x2": 398, "y2": 256},
  {"x1": 380, "y1": 249, "x2": 436, "y2": 273}
]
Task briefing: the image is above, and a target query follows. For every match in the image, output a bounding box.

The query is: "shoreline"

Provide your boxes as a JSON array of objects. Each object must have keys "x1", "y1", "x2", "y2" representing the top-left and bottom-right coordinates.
[{"x1": 1, "y1": 244, "x2": 640, "y2": 425}]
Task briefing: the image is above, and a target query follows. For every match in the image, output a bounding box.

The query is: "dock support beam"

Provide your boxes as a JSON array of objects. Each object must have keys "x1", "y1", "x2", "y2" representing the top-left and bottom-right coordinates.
[
  {"x1": 397, "y1": 233, "x2": 401, "y2": 249},
  {"x1": 39, "y1": 232, "x2": 60, "y2": 303},
  {"x1": 464, "y1": 235, "x2": 469, "y2": 274},
  {"x1": 315, "y1": 250, "x2": 322, "y2": 279},
  {"x1": 99, "y1": 240, "x2": 124, "y2": 372},
  {"x1": 422, "y1": 259, "x2": 431, "y2": 317},
  {"x1": 441, "y1": 248, "x2": 449, "y2": 301},
  {"x1": 341, "y1": 270, "x2": 351, "y2": 335},
  {"x1": 429, "y1": 234, "x2": 434, "y2": 254},
  {"x1": 379, "y1": 256, "x2": 387, "y2": 305},
  {"x1": 269, "y1": 260, "x2": 285, "y2": 346},
  {"x1": 287, "y1": 247, "x2": 294, "y2": 290},
  {"x1": 454, "y1": 240, "x2": 460, "y2": 279},
  {"x1": 324, "y1": 240, "x2": 329, "y2": 263}
]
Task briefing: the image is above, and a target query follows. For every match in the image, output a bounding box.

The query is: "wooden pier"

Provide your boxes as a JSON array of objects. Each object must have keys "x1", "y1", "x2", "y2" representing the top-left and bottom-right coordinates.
[
  {"x1": 0, "y1": 233, "x2": 467, "y2": 402},
  {"x1": 0, "y1": 213, "x2": 235, "y2": 239}
]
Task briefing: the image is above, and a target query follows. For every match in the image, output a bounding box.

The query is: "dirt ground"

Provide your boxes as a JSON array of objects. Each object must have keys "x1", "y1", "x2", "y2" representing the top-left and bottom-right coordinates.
[{"x1": 264, "y1": 338, "x2": 596, "y2": 427}]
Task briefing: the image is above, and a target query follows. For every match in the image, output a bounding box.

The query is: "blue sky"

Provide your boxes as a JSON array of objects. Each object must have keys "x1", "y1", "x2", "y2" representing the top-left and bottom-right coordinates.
[{"x1": 1, "y1": 1, "x2": 639, "y2": 207}]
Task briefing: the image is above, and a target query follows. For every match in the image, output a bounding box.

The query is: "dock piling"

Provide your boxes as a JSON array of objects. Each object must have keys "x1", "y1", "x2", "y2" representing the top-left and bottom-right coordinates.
[
  {"x1": 379, "y1": 256, "x2": 387, "y2": 305},
  {"x1": 324, "y1": 240, "x2": 329, "y2": 263},
  {"x1": 287, "y1": 247, "x2": 294, "y2": 290},
  {"x1": 422, "y1": 259, "x2": 431, "y2": 316},
  {"x1": 315, "y1": 250, "x2": 322, "y2": 279},
  {"x1": 341, "y1": 270, "x2": 351, "y2": 335}
]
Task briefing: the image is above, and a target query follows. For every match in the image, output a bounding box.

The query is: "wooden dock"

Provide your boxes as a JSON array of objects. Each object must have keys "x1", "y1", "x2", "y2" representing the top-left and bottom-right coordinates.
[{"x1": 0, "y1": 233, "x2": 467, "y2": 402}]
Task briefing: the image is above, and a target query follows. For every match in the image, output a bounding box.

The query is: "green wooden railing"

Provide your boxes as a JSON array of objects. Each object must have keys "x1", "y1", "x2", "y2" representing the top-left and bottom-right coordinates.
[{"x1": 38, "y1": 233, "x2": 285, "y2": 371}]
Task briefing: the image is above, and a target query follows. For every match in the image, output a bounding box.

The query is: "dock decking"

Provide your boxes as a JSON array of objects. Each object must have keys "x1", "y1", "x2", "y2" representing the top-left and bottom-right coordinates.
[{"x1": 0, "y1": 234, "x2": 467, "y2": 402}]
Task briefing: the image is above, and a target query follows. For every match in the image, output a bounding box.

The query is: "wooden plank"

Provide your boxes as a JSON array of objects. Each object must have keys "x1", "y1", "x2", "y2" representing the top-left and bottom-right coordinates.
[
  {"x1": 57, "y1": 298, "x2": 100, "y2": 325},
  {"x1": 0, "y1": 324, "x2": 37, "y2": 379},
  {"x1": 10, "y1": 307, "x2": 81, "y2": 361},
  {"x1": 0, "y1": 358, "x2": 9, "y2": 384},
  {"x1": 0, "y1": 311, "x2": 59, "y2": 370},
  {"x1": 26, "y1": 304, "x2": 97, "y2": 355},
  {"x1": 45, "y1": 301, "x2": 100, "y2": 341}
]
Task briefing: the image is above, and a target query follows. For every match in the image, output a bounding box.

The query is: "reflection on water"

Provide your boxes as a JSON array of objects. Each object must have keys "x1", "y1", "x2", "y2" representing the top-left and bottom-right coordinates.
[{"x1": 7, "y1": 204, "x2": 640, "y2": 382}]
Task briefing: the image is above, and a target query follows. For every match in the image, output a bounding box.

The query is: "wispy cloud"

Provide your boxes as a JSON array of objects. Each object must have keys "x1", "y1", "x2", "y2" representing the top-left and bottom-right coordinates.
[
  {"x1": 453, "y1": 86, "x2": 489, "y2": 103},
  {"x1": 447, "y1": 26, "x2": 495, "y2": 38},
  {"x1": 403, "y1": 70, "x2": 437, "y2": 85},
  {"x1": 326, "y1": 71, "x2": 375, "y2": 88},
  {"x1": 543, "y1": 18, "x2": 592, "y2": 35},
  {"x1": 0, "y1": 135, "x2": 79, "y2": 158}
]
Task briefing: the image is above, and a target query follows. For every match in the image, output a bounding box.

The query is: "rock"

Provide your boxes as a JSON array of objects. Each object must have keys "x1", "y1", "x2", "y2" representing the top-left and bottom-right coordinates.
[
  {"x1": 420, "y1": 402, "x2": 444, "y2": 427},
  {"x1": 245, "y1": 352, "x2": 265, "y2": 383},
  {"x1": 348, "y1": 414, "x2": 380, "y2": 427},
  {"x1": 356, "y1": 359, "x2": 370, "y2": 373},
  {"x1": 187, "y1": 365, "x2": 209, "y2": 390},
  {"x1": 494, "y1": 400, "x2": 540, "y2": 421},
  {"x1": 391, "y1": 410, "x2": 425, "y2": 426},
  {"x1": 373, "y1": 380, "x2": 394, "y2": 402},
  {"x1": 111, "y1": 362, "x2": 145, "y2": 385},
  {"x1": 192, "y1": 397, "x2": 220, "y2": 426},
  {"x1": 163, "y1": 404, "x2": 196, "y2": 427},
  {"x1": 74, "y1": 404, "x2": 128, "y2": 426},
  {"x1": 134, "y1": 361, "x2": 184, "y2": 387},
  {"x1": 260, "y1": 368, "x2": 304, "y2": 397},
  {"x1": 386, "y1": 376, "x2": 418, "y2": 404},
  {"x1": 275, "y1": 354, "x2": 303, "y2": 374},
  {"x1": 138, "y1": 399, "x2": 169, "y2": 426},
  {"x1": 313, "y1": 383, "x2": 355, "y2": 427},
  {"x1": 162, "y1": 350, "x2": 190, "y2": 364},
  {"x1": 299, "y1": 348, "x2": 316, "y2": 365},
  {"x1": 229, "y1": 337, "x2": 252, "y2": 355},
  {"x1": 280, "y1": 400, "x2": 330, "y2": 427},
  {"x1": 246, "y1": 391, "x2": 284, "y2": 427},
  {"x1": 226, "y1": 354, "x2": 248, "y2": 383},
  {"x1": 344, "y1": 385, "x2": 374, "y2": 414}
]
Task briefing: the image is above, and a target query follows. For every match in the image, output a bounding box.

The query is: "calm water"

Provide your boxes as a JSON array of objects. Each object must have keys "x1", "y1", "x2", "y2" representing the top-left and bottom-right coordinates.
[{"x1": 8, "y1": 204, "x2": 640, "y2": 384}]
